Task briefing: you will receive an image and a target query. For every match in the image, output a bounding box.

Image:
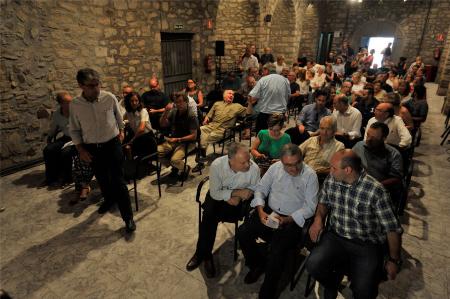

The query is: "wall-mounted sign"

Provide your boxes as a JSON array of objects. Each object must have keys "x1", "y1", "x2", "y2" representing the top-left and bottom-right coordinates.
[
  {"x1": 334, "y1": 31, "x2": 342, "y2": 38},
  {"x1": 174, "y1": 24, "x2": 184, "y2": 30},
  {"x1": 436, "y1": 34, "x2": 444, "y2": 42}
]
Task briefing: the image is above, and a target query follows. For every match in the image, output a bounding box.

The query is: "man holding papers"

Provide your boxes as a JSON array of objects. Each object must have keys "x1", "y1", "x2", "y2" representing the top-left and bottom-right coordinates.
[{"x1": 238, "y1": 143, "x2": 319, "y2": 299}]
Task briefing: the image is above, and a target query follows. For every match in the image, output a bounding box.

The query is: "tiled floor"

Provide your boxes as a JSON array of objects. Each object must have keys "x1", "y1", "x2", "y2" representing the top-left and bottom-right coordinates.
[{"x1": 1, "y1": 83, "x2": 449, "y2": 299}]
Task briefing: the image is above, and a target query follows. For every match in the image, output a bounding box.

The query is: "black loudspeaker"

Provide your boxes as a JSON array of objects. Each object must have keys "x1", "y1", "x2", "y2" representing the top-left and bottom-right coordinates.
[{"x1": 215, "y1": 40, "x2": 225, "y2": 56}]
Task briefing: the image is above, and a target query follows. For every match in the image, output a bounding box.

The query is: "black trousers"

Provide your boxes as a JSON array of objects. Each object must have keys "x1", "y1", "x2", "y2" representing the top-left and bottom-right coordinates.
[
  {"x1": 43, "y1": 135, "x2": 73, "y2": 183},
  {"x1": 195, "y1": 194, "x2": 244, "y2": 260},
  {"x1": 84, "y1": 137, "x2": 133, "y2": 222},
  {"x1": 238, "y1": 208, "x2": 304, "y2": 299},
  {"x1": 305, "y1": 231, "x2": 383, "y2": 299}
]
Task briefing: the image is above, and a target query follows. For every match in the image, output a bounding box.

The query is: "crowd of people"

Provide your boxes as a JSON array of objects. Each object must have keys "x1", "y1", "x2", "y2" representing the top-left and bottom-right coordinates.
[{"x1": 41, "y1": 40, "x2": 430, "y2": 298}]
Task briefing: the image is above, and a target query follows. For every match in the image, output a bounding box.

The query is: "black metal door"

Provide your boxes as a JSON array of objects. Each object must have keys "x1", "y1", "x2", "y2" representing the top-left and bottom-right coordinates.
[
  {"x1": 161, "y1": 33, "x2": 193, "y2": 96},
  {"x1": 316, "y1": 32, "x2": 334, "y2": 64}
]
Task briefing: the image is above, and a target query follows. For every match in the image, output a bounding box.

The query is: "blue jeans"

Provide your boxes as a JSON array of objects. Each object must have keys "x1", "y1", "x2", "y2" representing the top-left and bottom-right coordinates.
[{"x1": 306, "y1": 231, "x2": 383, "y2": 299}]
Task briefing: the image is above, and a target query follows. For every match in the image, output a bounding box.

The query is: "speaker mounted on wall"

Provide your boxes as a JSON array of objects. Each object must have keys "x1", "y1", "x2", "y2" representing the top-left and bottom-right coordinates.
[{"x1": 215, "y1": 40, "x2": 225, "y2": 56}]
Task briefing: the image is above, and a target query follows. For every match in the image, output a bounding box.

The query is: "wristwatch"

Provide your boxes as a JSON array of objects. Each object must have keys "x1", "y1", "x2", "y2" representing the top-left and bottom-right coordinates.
[{"x1": 387, "y1": 256, "x2": 402, "y2": 267}]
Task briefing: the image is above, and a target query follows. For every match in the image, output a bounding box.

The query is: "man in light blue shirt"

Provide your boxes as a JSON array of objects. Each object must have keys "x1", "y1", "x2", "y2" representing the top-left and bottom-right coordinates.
[
  {"x1": 238, "y1": 143, "x2": 319, "y2": 298},
  {"x1": 249, "y1": 63, "x2": 290, "y2": 133},
  {"x1": 186, "y1": 142, "x2": 260, "y2": 278}
]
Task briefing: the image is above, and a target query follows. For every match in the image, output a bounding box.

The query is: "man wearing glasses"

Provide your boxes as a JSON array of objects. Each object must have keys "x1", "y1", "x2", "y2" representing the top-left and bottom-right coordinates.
[
  {"x1": 365, "y1": 102, "x2": 412, "y2": 149},
  {"x1": 238, "y1": 144, "x2": 319, "y2": 299},
  {"x1": 69, "y1": 68, "x2": 135, "y2": 232}
]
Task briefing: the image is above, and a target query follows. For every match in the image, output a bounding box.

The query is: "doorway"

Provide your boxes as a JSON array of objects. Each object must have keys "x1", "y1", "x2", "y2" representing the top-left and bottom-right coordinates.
[
  {"x1": 160, "y1": 33, "x2": 193, "y2": 95},
  {"x1": 367, "y1": 37, "x2": 395, "y2": 67}
]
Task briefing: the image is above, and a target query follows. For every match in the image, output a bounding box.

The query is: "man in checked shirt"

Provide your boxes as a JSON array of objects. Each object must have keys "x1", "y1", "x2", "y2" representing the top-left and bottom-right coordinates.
[{"x1": 306, "y1": 149, "x2": 402, "y2": 299}]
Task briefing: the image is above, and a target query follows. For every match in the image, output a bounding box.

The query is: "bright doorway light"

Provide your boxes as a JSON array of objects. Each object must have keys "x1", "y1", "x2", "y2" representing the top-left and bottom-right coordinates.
[{"x1": 367, "y1": 37, "x2": 394, "y2": 67}]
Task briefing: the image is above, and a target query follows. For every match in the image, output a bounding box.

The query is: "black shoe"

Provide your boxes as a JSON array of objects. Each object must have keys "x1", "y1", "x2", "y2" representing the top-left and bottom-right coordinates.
[
  {"x1": 186, "y1": 254, "x2": 202, "y2": 271},
  {"x1": 244, "y1": 267, "x2": 264, "y2": 284},
  {"x1": 168, "y1": 168, "x2": 179, "y2": 178},
  {"x1": 192, "y1": 163, "x2": 205, "y2": 173},
  {"x1": 204, "y1": 257, "x2": 216, "y2": 278},
  {"x1": 125, "y1": 219, "x2": 136, "y2": 232},
  {"x1": 98, "y1": 201, "x2": 113, "y2": 214}
]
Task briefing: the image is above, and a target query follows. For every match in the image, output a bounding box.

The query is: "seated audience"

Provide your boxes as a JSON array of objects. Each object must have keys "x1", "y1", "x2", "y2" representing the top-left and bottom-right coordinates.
[
  {"x1": 365, "y1": 102, "x2": 412, "y2": 149},
  {"x1": 408, "y1": 56, "x2": 425, "y2": 72},
  {"x1": 238, "y1": 144, "x2": 319, "y2": 299},
  {"x1": 158, "y1": 93, "x2": 198, "y2": 180},
  {"x1": 350, "y1": 72, "x2": 365, "y2": 102},
  {"x1": 386, "y1": 70, "x2": 399, "y2": 91},
  {"x1": 310, "y1": 65, "x2": 326, "y2": 92},
  {"x1": 353, "y1": 122, "x2": 403, "y2": 195},
  {"x1": 288, "y1": 71, "x2": 301, "y2": 111},
  {"x1": 141, "y1": 77, "x2": 170, "y2": 131},
  {"x1": 260, "y1": 47, "x2": 275, "y2": 66},
  {"x1": 251, "y1": 114, "x2": 291, "y2": 161},
  {"x1": 43, "y1": 91, "x2": 73, "y2": 186},
  {"x1": 290, "y1": 90, "x2": 331, "y2": 145},
  {"x1": 275, "y1": 55, "x2": 287, "y2": 74},
  {"x1": 354, "y1": 86, "x2": 379, "y2": 129},
  {"x1": 338, "y1": 80, "x2": 352, "y2": 97},
  {"x1": 300, "y1": 116, "x2": 344, "y2": 177},
  {"x1": 332, "y1": 94, "x2": 363, "y2": 148},
  {"x1": 186, "y1": 143, "x2": 260, "y2": 277},
  {"x1": 332, "y1": 56, "x2": 345, "y2": 79},
  {"x1": 398, "y1": 80, "x2": 412, "y2": 103},
  {"x1": 193, "y1": 90, "x2": 250, "y2": 172},
  {"x1": 403, "y1": 84, "x2": 429, "y2": 128},
  {"x1": 387, "y1": 92, "x2": 414, "y2": 131},
  {"x1": 373, "y1": 81, "x2": 387, "y2": 102},
  {"x1": 123, "y1": 92, "x2": 154, "y2": 158},
  {"x1": 118, "y1": 85, "x2": 133, "y2": 117},
  {"x1": 306, "y1": 150, "x2": 402, "y2": 299},
  {"x1": 396, "y1": 57, "x2": 408, "y2": 77},
  {"x1": 184, "y1": 79, "x2": 204, "y2": 108}
]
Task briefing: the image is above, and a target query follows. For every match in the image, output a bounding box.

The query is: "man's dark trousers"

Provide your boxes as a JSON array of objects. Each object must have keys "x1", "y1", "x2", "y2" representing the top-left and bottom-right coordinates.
[
  {"x1": 195, "y1": 194, "x2": 244, "y2": 260},
  {"x1": 305, "y1": 231, "x2": 383, "y2": 299},
  {"x1": 238, "y1": 209, "x2": 304, "y2": 299},
  {"x1": 84, "y1": 137, "x2": 133, "y2": 221}
]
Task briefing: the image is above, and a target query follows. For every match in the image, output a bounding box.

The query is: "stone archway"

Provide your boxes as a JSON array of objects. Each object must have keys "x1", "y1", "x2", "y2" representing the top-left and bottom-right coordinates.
[
  {"x1": 349, "y1": 19, "x2": 406, "y2": 64},
  {"x1": 267, "y1": 0, "x2": 297, "y2": 64}
]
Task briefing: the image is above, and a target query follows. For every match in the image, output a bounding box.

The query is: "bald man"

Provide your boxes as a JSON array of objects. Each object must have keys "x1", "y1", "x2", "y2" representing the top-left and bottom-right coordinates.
[
  {"x1": 306, "y1": 149, "x2": 402, "y2": 299},
  {"x1": 365, "y1": 102, "x2": 411, "y2": 148},
  {"x1": 141, "y1": 78, "x2": 170, "y2": 130}
]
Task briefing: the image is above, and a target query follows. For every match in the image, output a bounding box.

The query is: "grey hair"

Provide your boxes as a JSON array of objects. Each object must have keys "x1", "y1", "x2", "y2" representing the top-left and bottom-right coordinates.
[
  {"x1": 223, "y1": 89, "x2": 234, "y2": 98},
  {"x1": 280, "y1": 143, "x2": 303, "y2": 160},
  {"x1": 227, "y1": 142, "x2": 249, "y2": 159},
  {"x1": 320, "y1": 116, "x2": 337, "y2": 132}
]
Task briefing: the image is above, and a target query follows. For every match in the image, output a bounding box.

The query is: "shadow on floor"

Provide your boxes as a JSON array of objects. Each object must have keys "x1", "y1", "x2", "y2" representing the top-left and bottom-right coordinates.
[
  {"x1": 11, "y1": 169, "x2": 45, "y2": 188},
  {"x1": 0, "y1": 212, "x2": 126, "y2": 298}
]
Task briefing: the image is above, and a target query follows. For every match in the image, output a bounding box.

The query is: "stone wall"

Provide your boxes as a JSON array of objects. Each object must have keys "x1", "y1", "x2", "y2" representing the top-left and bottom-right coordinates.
[
  {"x1": 437, "y1": 25, "x2": 450, "y2": 96},
  {"x1": 0, "y1": 0, "x2": 219, "y2": 170},
  {"x1": 298, "y1": 2, "x2": 320, "y2": 61},
  {"x1": 319, "y1": 0, "x2": 450, "y2": 68}
]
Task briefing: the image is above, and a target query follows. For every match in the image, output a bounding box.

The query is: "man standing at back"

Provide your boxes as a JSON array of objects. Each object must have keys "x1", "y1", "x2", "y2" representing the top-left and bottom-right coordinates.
[
  {"x1": 249, "y1": 63, "x2": 290, "y2": 133},
  {"x1": 69, "y1": 68, "x2": 135, "y2": 232}
]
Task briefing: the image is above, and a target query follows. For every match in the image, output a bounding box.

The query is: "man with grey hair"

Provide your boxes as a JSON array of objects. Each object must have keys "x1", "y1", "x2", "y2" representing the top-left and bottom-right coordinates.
[
  {"x1": 193, "y1": 89, "x2": 250, "y2": 172},
  {"x1": 238, "y1": 143, "x2": 319, "y2": 298},
  {"x1": 186, "y1": 142, "x2": 260, "y2": 278},
  {"x1": 249, "y1": 63, "x2": 290, "y2": 133},
  {"x1": 69, "y1": 68, "x2": 135, "y2": 232},
  {"x1": 332, "y1": 93, "x2": 363, "y2": 148},
  {"x1": 300, "y1": 116, "x2": 345, "y2": 177}
]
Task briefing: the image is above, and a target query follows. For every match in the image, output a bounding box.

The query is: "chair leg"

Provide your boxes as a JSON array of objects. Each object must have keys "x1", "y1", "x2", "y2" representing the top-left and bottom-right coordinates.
[
  {"x1": 156, "y1": 161, "x2": 162, "y2": 197},
  {"x1": 181, "y1": 153, "x2": 188, "y2": 187},
  {"x1": 290, "y1": 253, "x2": 309, "y2": 291},
  {"x1": 134, "y1": 178, "x2": 139, "y2": 211},
  {"x1": 441, "y1": 126, "x2": 450, "y2": 146},
  {"x1": 234, "y1": 222, "x2": 238, "y2": 261},
  {"x1": 304, "y1": 273, "x2": 316, "y2": 297}
]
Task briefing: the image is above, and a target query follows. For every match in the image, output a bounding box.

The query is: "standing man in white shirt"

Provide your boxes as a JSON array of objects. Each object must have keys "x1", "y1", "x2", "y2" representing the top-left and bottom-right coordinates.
[
  {"x1": 332, "y1": 94, "x2": 363, "y2": 148},
  {"x1": 186, "y1": 143, "x2": 260, "y2": 278},
  {"x1": 238, "y1": 143, "x2": 319, "y2": 299},
  {"x1": 69, "y1": 68, "x2": 135, "y2": 233}
]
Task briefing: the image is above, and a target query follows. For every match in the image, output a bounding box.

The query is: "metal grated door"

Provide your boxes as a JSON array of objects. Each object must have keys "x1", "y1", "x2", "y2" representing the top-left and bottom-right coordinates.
[{"x1": 161, "y1": 33, "x2": 193, "y2": 96}]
